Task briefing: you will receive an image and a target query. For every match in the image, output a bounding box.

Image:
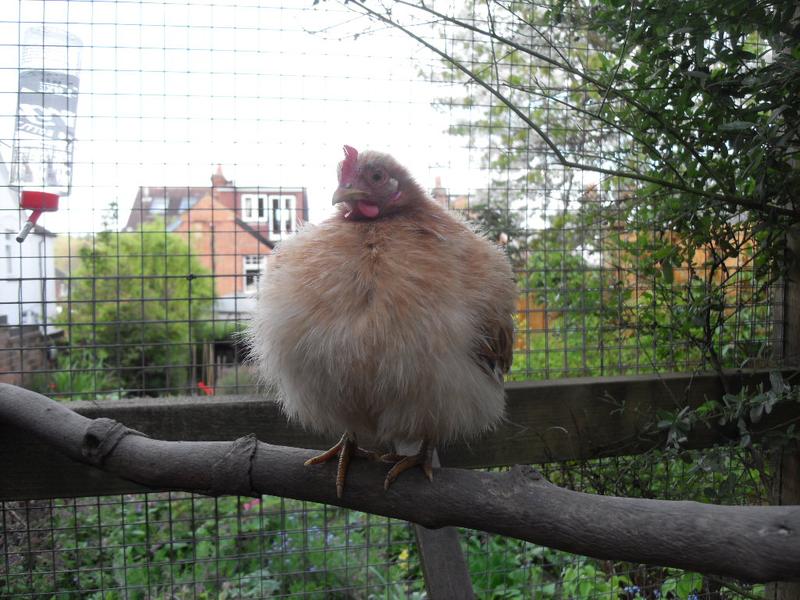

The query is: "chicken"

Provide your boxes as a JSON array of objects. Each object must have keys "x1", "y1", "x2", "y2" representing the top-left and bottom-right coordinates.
[{"x1": 247, "y1": 145, "x2": 516, "y2": 497}]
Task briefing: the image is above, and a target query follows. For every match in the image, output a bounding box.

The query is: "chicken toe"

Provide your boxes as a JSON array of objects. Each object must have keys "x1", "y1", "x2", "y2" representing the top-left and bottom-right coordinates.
[
  {"x1": 383, "y1": 440, "x2": 435, "y2": 490},
  {"x1": 304, "y1": 431, "x2": 379, "y2": 498}
]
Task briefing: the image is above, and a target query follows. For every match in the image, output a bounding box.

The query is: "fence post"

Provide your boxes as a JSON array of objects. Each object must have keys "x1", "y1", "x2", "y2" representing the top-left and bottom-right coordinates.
[
  {"x1": 768, "y1": 227, "x2": 800, "y2": 600},
  {"x1": 414, "y1": 522, "x2": 475, "y2": 600},
  {"x1": 395, "y1": 443, "x2": 475, "y2": 599}
]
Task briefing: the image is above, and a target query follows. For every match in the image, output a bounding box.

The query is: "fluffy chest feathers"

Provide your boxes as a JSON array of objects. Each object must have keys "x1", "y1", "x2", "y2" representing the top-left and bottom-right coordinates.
[
  {"x1": 299, "y1": 215, "x2": 468, "y2": 334},
  {"x1": 249, "y1": 204, "x2": 516, "y2": 445}
]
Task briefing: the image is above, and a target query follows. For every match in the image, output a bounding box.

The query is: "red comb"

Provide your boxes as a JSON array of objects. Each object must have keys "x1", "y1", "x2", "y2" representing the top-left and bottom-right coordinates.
[{"x1": 339, "y1": 145, "x2": 359, "y2": 185}]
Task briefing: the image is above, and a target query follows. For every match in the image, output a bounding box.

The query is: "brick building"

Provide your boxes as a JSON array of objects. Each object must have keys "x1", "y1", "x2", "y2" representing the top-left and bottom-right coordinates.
[
  {"x1": 124, "y1": 166, "x2": 308, "y2": 317},
  {"x1": 0, "y1": 325, "x2": 56, "y2": 386}
]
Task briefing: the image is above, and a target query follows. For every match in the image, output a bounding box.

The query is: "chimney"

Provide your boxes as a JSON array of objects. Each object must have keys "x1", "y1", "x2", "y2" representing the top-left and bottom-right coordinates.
[
  {"x1": 211, "y1": 164, "x2": 231, "y2": 187},
  {"x1": 432, "y1": 176, "x2": 447, "y2": 208}
]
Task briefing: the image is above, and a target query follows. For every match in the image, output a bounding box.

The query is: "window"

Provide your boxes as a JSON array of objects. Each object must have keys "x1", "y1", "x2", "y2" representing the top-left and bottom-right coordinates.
[
  {"x1": 243, "y1": 255, "x2": 267, "y2": 292},
  {"x1": 272, "y1": 197, "x2": 280, "y2": 233},
  {"x1": 242, "y1": 193, "x2": 296, "y2": 234},
  {"x1": 21, "y1": 309, "x2": 39, "y2": 324},
  {"x1": 285, "y1": 196, "x2": 294, "y2": 232},
  {"x1": 242, "y1": 194, "x2": 267, "y2": 222},
  {"x1": 269, "y1": 195, "x2": 296, "y2": 236},
  {"x1": 178, "y1": 196, "x2": 193, "y2": 211},
  {"x1": 147, "y1": 196, "x2": 167, "y2": 213}
]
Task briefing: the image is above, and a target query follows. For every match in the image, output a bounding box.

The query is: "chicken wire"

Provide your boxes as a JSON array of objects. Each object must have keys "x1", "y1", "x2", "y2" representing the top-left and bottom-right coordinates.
[
  {"x1": 2, "y1": 448, "x2": 770, "y2": 599},
  {"x1": 0, "y1": 0, "x2": 788, "y2": 598},
  {"x1": 0, "y1": 0, "x2": 780, "y2": 396}
]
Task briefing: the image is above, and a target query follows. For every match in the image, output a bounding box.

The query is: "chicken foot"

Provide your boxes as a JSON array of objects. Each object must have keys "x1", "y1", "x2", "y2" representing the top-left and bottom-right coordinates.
[
  {"x1": 304, "y1": 431, "x2": 379, "y2": 498},
  {"x1": 382, "y1": 439, "x2": 434, "y2": 491}
]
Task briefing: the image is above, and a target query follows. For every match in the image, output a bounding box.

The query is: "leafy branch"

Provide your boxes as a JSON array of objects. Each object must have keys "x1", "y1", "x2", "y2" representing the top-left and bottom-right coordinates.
[
  {"x1": 348, "y1": 0, "x2": 800, "y2": 219},
  {"x1": 654, "y1": 372, "x2": 800, "y2": 451}
]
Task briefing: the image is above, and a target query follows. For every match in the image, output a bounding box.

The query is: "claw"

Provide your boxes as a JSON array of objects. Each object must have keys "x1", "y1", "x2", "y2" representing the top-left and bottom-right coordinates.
[
  {"x1": 384, "y1": 440, "x2": 435, "y2": 490},
  {"x1": 304, "y1": 443, "x2": 342, "y2": 467},
  {"x1": 304, "y1": 432, "x2": 379, "y2": 498}
]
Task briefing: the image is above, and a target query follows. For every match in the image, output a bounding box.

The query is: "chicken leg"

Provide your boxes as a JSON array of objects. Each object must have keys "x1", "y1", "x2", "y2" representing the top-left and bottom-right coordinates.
[
  {"x1": 304, "y1": 431, "x2": 379, "y2": 498},
  {"x1": 382, "y1": 439, "x2": 435, "y2": 490}
]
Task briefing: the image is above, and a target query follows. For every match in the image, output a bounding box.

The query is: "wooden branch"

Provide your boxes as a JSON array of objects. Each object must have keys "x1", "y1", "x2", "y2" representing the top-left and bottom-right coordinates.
[
  {"x1": 1, "y1": 382, "x2": 799, "y2": 582},
  {"x1": 2, "y1": 370, "x2": 798, "y2": 501}
]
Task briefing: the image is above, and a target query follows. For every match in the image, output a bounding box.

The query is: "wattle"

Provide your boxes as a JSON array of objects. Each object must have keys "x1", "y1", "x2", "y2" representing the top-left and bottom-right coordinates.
[
  {"x1": 358, "y1": 200, "x2": 380, "y2": 218},
  {"x1": 344, "y1": 200, "x2": 381, "y2": 220}
]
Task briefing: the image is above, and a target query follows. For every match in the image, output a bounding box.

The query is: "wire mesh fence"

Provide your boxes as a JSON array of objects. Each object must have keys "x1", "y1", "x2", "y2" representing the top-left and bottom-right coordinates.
[
  {"x1": 2, "y1": 447, "x2": 772, "y2": 599},
  {"x1": 0, "y1": 0, "x2": 782, "y2": 397},
  {"x1": 3, "y1": 494, "x2": 426, "y2": 599},
  {"x1": 0, "y1": 0, "x2": 795, "y2": 598}
]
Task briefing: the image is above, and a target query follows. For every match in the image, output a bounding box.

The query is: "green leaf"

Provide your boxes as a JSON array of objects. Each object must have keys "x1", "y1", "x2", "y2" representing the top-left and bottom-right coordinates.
[{"x1": 719, "y1": 120, "x2": 755, "y2": 131}]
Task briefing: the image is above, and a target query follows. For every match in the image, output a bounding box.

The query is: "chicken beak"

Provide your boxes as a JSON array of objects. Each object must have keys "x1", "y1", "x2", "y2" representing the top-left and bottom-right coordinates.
[{"x1": 332, "y1": 186, "x2": 369, "y2": 205}]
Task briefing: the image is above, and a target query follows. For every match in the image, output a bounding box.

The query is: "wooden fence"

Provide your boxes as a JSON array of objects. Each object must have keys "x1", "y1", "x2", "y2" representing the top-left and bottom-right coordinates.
[{"x1": 2, "y1": 369, "x2": 796, "y2": 502}]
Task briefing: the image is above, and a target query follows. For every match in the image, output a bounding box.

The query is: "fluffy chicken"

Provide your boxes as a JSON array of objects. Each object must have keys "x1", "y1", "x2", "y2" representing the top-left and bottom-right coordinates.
[{"x1": 248, "y1": 145, "x2": 516, "y2": 497}]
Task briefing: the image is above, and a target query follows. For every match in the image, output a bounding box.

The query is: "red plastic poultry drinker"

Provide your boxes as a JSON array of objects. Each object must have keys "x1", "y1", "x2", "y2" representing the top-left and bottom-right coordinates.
[{"x1": 16, "y1": 190, "x2": 60, "y2": 243}]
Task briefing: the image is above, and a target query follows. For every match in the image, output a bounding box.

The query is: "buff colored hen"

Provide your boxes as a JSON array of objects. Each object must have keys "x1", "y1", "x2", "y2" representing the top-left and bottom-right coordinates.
[{"x1": 248, "y1": 146, "x2": 516, "y2": 497}]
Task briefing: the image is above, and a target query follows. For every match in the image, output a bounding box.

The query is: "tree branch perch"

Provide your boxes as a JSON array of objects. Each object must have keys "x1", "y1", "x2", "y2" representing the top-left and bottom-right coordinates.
[{"x1": 1, "y1": 382, "x2": 799, "y2": 582}]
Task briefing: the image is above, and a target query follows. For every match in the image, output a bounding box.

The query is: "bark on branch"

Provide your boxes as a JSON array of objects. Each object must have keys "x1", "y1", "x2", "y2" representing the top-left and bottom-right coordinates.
[{"x1": 2, "y1": 383, "x2": 799, "y2": 582}]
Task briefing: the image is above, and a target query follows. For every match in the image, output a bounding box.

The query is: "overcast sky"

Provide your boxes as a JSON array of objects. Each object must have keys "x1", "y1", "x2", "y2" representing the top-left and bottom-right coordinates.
[{"x1": 0, "y1": 0, "x2": 483, "y2": 234}]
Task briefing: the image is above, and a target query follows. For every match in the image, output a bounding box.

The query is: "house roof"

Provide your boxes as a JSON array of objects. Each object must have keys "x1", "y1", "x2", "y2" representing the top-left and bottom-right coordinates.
[
  {"x1": 123, "y1": 166, "x2": 308, "y2": 232},
  {"x1": 125, "y1": 186, "x2": 309, "y2": 231},
  {"x1": 235, "y1": 217, "x2": 275, "y2": 249},
  {"x1": 124, "y1": 185, "x2": 211, "y2": 231}
]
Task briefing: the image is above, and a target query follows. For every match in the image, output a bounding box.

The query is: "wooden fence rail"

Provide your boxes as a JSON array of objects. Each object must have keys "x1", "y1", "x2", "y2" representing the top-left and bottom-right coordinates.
[
  {"x1": 1, "y1": 369, "x2": 796, "y2": 501},
  {"x1": 2, "y1": 379, "x2": 800, "y2": 584}
]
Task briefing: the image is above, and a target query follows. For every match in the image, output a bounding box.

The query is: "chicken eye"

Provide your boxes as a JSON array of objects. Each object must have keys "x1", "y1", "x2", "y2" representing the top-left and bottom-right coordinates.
[{"x1": 370, "y1": 169, "x2": 385, "y2": 184}]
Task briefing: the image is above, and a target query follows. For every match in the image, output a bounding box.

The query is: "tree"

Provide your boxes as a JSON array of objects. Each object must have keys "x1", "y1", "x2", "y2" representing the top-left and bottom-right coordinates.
[
  {"x1": 368, "y1": 0, "x2": 798, "y2": 213},
  {"x1": 62, "y1": 220, "x2": 214, "y2": 395},
  {"x1": 346, "y1": 0, "x2": 798, "y2": 378}
]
